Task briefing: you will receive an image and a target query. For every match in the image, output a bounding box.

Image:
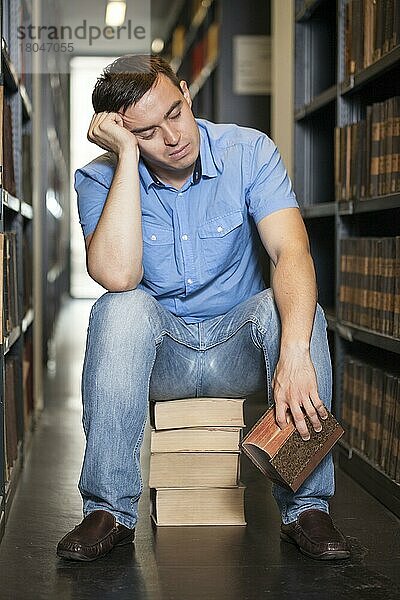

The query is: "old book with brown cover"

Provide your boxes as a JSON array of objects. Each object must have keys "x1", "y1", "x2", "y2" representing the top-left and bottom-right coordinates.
[{"x1": 241, "y1": 406, "x2": 344, "y2": 492}]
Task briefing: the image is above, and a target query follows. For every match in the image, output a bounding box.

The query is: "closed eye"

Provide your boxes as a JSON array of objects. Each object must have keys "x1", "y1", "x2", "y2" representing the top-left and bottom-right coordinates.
[
  {"x1": 170, "y1": 110, "x2": 181, "y2": 120},
  {"x1": 139, "y1": 130, "x2": 156, "y2": 140}
]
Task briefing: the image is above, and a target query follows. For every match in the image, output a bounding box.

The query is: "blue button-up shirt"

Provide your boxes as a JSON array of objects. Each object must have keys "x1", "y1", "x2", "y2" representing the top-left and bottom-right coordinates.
[{"x1": 75, "y1": 118, "x2": 299, "y2": 323}]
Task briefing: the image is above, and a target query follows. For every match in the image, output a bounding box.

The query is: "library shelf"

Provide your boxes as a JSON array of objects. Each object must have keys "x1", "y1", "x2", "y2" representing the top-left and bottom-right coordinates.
[
  {"x1": 2, "y1": 190, "x2": 20, "y2": 214},
  {"x1": 337, "y1": 441, "x2": 400, "y2": 519},
  {"x1": 338, "y1": 194, "x2": 400, "y2": 215},
  {"x1": 189, "y1": 56, "x2": 218, "y2": 99},
  {"x1": 170, "y1": 0, "x2": 216, "y2": 74},
  {"x1": 294, "y1": 0, "x2": 400, "y2": 516},
  {"x1": 47, "y1": 260, "x2": 65, "y2": 284},
  {"x1": 20, "y1": 83, "x2": 32, "y2": 121},
  {"x1": 300, "y1": 202, "x2": 336, "y2": 218},
  {"x1": 3, "y1": 326, "x2": 21, "y2": 355},
  {"x1": 340, "y1": 45, "x2": 400, "y2": 96},
  {"x1": 20, "y1": 200, "x2": 33, "y2": 220},
  {"x1": 294, "y1": 84, "x2": 337, "y2": 121},
  {"x1": 22, "y1": 308, "x2": 34, "y2": 333},
  {"x1": 295, "y1": 0, "x2": 327, "y2": 22},
  {"x1": 336, "y1": 321, "x2": 400, "y2": 355}
]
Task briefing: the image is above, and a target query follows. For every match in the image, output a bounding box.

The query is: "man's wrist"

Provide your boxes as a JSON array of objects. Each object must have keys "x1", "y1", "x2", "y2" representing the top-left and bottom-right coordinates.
[{"x1": 280, "y1": 339, "x2": 310, "y2": 354}]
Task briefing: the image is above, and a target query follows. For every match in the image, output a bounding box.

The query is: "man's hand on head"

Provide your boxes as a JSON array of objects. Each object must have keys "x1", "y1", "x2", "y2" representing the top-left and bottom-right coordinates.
[
  {"x1": 272, "y1": 348, "x2": 329, "y2": 440},
  {"x1": 87, "y1": 111, "x2": 140, "y2": 160}
]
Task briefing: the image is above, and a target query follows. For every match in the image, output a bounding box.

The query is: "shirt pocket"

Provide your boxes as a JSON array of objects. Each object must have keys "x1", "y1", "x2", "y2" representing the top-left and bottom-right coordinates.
[
  {"x1": 198, "y1": 210, "x2": 244, "y2": 275},
  {"x1": 142, "y1": 222, "x2": 175, "y2": 283}
]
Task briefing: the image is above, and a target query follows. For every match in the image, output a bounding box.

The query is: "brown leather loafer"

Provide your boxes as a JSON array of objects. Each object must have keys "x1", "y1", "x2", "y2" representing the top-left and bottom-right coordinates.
[
  {"x1": 280, "y1": 509, "x2": 350, "y2": 560},
  {"x1": 57, "y1": 510, "x2": 135, "y2": 562}
]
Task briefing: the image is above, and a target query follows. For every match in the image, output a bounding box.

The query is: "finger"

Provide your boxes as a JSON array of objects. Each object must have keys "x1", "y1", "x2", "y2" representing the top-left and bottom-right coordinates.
[
  {"x1": 289, "y1": 403, "x2": 310, "y2": 440},
  {"x1": 301, "y1": 396, "x2": 322, "y2": 432},
  {"x1": 275, "y1": 401, "x2": 289, "y2": 430},
  {"x1": 310, "y1": 391, "x2": 329, "y2": 420}
]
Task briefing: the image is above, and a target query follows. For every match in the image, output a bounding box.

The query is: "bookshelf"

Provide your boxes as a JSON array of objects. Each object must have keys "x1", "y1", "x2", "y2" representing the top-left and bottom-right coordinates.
[
  {"x1": 0, "y1": 0, "x2": 70, "y2": 544},
  {"x1": 294, "y1": 0, "x2": 400, "y2": 516}
]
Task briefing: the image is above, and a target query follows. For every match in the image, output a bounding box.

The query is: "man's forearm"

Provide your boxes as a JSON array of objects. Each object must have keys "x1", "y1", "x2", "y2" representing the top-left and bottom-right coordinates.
[
  {"x1": 87, "y1": 148, "x2": 143, "y2": 291},
  {"x1": 271, "y1": 250, "x2": 318, "y2": 354}
]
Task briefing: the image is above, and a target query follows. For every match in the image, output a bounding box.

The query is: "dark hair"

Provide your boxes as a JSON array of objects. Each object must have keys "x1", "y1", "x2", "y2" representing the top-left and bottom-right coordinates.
[{"x1": 92, "y1": 54, "x2": 182, "y2": 113}]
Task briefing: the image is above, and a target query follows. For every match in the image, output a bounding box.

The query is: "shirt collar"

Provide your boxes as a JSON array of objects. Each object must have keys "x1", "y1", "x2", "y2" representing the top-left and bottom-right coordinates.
[{"x1": 139, "y1": 119, "x2": 221, "y2": 192}]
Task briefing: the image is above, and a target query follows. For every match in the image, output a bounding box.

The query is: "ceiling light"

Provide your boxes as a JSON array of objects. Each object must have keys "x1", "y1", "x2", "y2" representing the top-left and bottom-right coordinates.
[
  {"x1": 105, "y1": 1, "x2": 126, "y2": 27},
  {"x1": 151, "y1": 38, "x2": 164, "y2": 53}
]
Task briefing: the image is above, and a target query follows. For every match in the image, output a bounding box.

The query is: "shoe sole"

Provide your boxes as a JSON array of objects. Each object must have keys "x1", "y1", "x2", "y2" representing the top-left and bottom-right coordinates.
[
  {"x1": 280, "y1": 531, "x2": 350, "y2": 561},
  {"x1": 57, "y1": 533, "x2": 135, "y2": 562}
]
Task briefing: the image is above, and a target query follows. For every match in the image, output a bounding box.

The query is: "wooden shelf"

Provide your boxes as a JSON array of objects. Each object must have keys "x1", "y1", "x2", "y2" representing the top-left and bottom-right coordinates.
[
  {"x1": 2, "y1": 190, "x2": 20, "y2": 214},
  {"x1": 22, "y1": 308, "x2": 34, "y2": 333},
  {"x1": 47, "y1": 261, "x2": 65, "y2": 284},
  {"x1": 300, "y1": 202, "x2": 336, "y2": 218},
  {"x1": 4, "y1": 326, "x2": 21, "y2": 355},
  {"x1": 189, "y1": 56, "x2": 218, "y2": 99},
  {"x1": 340, "y1": 45, "x2": 400, "y2": 96},
  {"x1": 338, "y1": 194, "x2": 400, "y2": 215},
  {"x1": 295, "y1": 85, "x2": 336, "y2": 121},
  {"x1": 20, "y1": 83, "x2": 32, "y2": 121},
  {"x1": 336, "y1": 321, "x2": 400, "y2": 355},
  {"x1": 20, "y1": 200, "x2": 33, "y2": 219},
  {"x1": 337, "y1": 441, "x2": 400, "y2": 519}
]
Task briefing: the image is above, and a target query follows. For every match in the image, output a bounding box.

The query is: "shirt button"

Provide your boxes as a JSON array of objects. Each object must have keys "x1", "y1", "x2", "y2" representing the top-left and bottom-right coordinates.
[
  {"x1": 217, "y1": 226, "x2": 223, "y2": 232},
  {"x1": 181, "y1": 234, "x2": 189, "y2": 241},
  {"x1": 178, "y1": 192, "x2": 184, "y2": 196},
  {"x1": 150, "y1": 234, "x2": 157, "y2": 240},
  {"x1": 187, "y1": 278, "x2": 193, "y2": 284}
]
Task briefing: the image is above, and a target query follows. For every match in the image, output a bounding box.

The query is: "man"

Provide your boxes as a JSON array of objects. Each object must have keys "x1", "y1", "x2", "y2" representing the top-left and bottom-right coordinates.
[{"x1": 57, "y1": 55, "x2": 349, "y2": 562}]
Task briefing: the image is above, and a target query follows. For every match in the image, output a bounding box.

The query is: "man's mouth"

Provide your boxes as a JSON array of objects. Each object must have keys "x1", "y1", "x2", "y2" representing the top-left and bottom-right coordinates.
[{"x1": 169, "y1": 143, "x2": 190, "y2": 159}]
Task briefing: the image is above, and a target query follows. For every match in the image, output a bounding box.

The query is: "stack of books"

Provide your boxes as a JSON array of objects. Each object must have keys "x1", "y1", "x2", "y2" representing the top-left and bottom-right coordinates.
[{"x1": 149, "y1": 397, "x2": 247, "y2": 526}]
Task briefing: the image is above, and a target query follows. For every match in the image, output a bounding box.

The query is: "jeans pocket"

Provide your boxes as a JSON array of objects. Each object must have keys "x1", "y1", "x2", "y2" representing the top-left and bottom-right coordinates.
[{"x1": 198, "y1": 210, "x2": 244, "y2": 275}]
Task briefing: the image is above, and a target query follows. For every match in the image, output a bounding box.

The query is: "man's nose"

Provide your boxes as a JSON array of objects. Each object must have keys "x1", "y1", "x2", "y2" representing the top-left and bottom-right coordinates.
[{"x1": 163, "y1": 124, "x2": 180, "y2": 146}]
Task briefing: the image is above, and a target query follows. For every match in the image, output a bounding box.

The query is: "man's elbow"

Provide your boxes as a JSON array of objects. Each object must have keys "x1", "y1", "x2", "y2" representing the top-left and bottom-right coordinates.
[{"x1": 88, "y1": 266, "x2": 144, "y2": 292}]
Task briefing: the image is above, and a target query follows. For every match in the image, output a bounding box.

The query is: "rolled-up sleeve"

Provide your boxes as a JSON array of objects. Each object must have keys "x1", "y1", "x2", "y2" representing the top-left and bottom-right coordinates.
[
  {"x1": 75, "y1": 167, "x2": 111, "y2": 238},
  {"x1": 245, "y1": 134, "x2": 299, "y2": 224}
]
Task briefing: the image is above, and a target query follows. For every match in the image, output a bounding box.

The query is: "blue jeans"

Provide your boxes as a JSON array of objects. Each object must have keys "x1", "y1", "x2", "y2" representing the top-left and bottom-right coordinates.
[{"x1": 78, "y1": 287, "x2": 335, "y2": 529}]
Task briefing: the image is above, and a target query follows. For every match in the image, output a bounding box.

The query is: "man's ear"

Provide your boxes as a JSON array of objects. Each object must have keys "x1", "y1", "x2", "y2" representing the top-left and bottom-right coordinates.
[{"x1": 180, "y1": 80, "x2": 192, "y2": 108}]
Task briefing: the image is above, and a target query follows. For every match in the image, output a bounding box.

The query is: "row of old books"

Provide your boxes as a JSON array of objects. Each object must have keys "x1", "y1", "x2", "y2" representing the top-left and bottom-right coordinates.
[
  {"x1": 2, "y1": 231, "x2": 20, "y2": 339},
  {"x1": 149, "y1": 397, "x2": 246, "y2": 526},
  {"x1": 2, "y1": 96, "x2": 16, "y2": 197},
  {"x1": 190, "y1": 22, "x2": 219, "y2": 82},
  {"x1": 338, "y1": 236, "x2": 400, "y2": 338},
  {"x1": 3, "y1": 229, "x2": 33, "y2": 340},
  {"x1": 334, "y1": 96, "x2": 400, "y2": 202},
  {"x1": 344, "y1": 0, "x2": 400, "y2": 78},
  {"x1": 3, "y1": 334, "x2": 34, "y2": 482},
  {"x1": 1, "y1": 86, "x2": 33, "y2": 203},
  {"x1": 341, "y1": 354, "x2": 400, "y2": 482}
]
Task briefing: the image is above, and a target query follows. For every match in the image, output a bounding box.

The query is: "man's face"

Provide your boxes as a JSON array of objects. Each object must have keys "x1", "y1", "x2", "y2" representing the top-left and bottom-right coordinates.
[{"x1": 119, "y1": 74, "x2": 200, "y2": 177}]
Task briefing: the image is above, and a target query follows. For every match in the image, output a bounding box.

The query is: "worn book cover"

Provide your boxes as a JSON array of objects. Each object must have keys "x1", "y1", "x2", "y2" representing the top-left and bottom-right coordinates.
[{"x1": 241, "y1": 406, "x2": 344, "y2": 492}]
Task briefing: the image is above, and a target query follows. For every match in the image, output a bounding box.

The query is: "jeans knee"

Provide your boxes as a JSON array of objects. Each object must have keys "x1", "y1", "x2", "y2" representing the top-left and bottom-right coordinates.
[{"x1": 91, "y1": 288, "x2": 158, "y2": 323}]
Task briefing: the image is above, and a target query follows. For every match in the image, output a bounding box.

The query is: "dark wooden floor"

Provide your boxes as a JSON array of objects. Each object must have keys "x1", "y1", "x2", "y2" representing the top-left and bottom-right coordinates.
[{"x1": 0, "y1": 298, "x2": 399, "y2": 600}]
